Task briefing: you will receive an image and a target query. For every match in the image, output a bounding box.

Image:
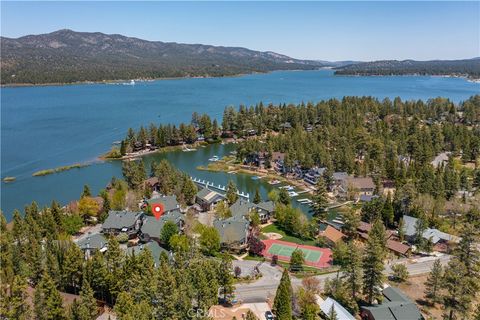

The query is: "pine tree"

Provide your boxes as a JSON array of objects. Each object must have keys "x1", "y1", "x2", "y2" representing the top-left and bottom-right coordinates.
[
  {"x1": 81, "y1": 185, "x2": 91, "y2": 198},
  {"x1": 77, "y1": 280, "x2": 97, "y2": 320},
  {"x1": 226, "y1": 180, "x2": 239, "y2": 205},
  {"x1": 312, "y1": 178, "x2": 328, "y2": 220},
  {"x1": 424, "y1": 259, "x2": 443, "y2": 305},
  {"x1": 35, "y1": 272, "x2": 66, "y2": 320},
  {"x1": 62, "y1": 242, "x2": 83, "y2": 294},
  {"x1": 362, "y1": 225, "x2": 385, "y2": 304},
  {"x1": 442, "y1": 259, "x2": 472, "y2": 320},
  {"x1": 155, "y1": 260, "x2": 179, "y2": 319},
  {"x1": 342, "y1": 241, "x2": 362, "y2": 300},
  {"x1": 253, "y1": 188, "x2": 261, "y2": 204},
  {"x1": 218, "y1": 254, "x2": 234, "y2": 301},
  {"x1": 273, "y1": 269, "x2": 292, "y2": 320},
  {"x1": 8, "y1": 276, "x2": 31, "y2": 320},
  {"x1": 327, "y1": 304, "x2": 338, "y2": 320}
]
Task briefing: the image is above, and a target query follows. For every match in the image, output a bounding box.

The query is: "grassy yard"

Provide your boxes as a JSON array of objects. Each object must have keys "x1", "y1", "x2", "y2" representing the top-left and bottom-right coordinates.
[{"x1": 261, "y1": 223, "x2": 317, "y2": 246}]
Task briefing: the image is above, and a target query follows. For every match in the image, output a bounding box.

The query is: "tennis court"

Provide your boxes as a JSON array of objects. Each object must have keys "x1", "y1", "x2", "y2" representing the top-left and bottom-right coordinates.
[{"x1": 261, "y1": 239, "x2": 333, "y2": 268}]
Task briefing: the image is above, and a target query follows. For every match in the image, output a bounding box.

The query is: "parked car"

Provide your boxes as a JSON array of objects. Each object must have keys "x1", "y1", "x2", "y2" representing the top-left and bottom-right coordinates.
[{"x1": 265, "y1": 311, "x2": 274, "y2": 320}]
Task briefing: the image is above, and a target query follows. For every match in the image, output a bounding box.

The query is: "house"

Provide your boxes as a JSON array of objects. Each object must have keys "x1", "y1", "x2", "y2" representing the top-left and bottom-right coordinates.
[
  {"x1": 139, "y1": 209, "x2": 184, "y2": 243},
  {"x1": 319, "y1": 297, "x2": 355, "y2": 320},
  {"x1": 144, "y1": 177, "x2": 160, "y2": 192},
  {"x1": 320, "y1": 225, "x2": 345, "y2": 246},
  {"x1": 102, "y1": 210, "x2": 143, "y2": 237},
  {"x1": 431, "y1": 152, "x2": 450, "y2": 168},
  {"x1": 386, "y1": 239, "x2": 411, "y2": 257},
  {"x1": 361, "y1": 286, "x2": 423, "y2": 320},
  {"x1": 196, "y1": 188, "x2": 226, "y2": 211},
  {"x1": 229, "y1": 199, "x2": 275, "y2": 224},
  {"x1": 343, "y1": 176, "x2": 375, "y2": 196},
  {"x1": 304, "y1": 167, "x2": 326, "y2": 185},
  {"x1": 145, "y1": 195, "x2": 180, "y2": 213},
  {"x1": 126, "y1": 241, "x2": 168, "y2": 267},
  {"x1": 402, "y1": 215, "x2": 458, "y2": 245},
  {"x1": 213, "y1": 215, "x2": 250, "y2": 252},
  {"x1": 76, "y1": 232, "x2": 108, "y2": 259},
  {"x1": 359, "y1": 194, "x2": 379, "y2": 203}
]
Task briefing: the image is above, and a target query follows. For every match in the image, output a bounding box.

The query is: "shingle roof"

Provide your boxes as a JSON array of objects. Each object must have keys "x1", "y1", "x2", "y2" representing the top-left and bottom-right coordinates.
[
  {"x1": 320, "y1": 297, "x2": 355, "y2": 320},
  {"x1": 77, "y1": 232, "x2": 108, "y2": 251},
  {"x1": 402, "y1": 215, "x2": 454, "y2": 244},
  {"x1": 255, "y1": 201, "x2": 274, "y2": 213},
  {"x1": 147, "y1": 195, "x2": 179, "y2": 212},
  {"x1": 140, "y1": 209, "x2": 183, "y2": 238},
  {"x1": 213, "y1": 217, "x2": 249, "y2": 244},
  {"x1": 126, "y1": 241, "x2": 168, "y2": 266},
  {"x1": 102, "y1": 211, "x2": 143, "y2": 230},
  {"x1": 386, "y1": 240, "x2": 410, "y2": 255},
  {"x1": 346, "y1": 177, "x2": 375, "y2": 190},
  {"x1": 322, "y1": 225, "x2": 345, "y2": 243},
  {"x1": 361, "y1": 287, "x2": 423, "y2": 320},
  {"x1": 196, "y1": 188, "x2": 225, "y2": 203}
]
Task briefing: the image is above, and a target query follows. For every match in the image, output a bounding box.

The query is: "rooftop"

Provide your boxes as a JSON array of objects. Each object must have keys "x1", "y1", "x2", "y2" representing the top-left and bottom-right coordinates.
[
  {"x1": 102, "y1": 210, "x2": 143, "y2": 230},
  {"x1": 147, "y1": 195, "x2": 179, "y2": 212},
  {"x1": 320, "y1": 297, "x2": 355, "y2": 320},
  {"x1": 140, "y1": 209, "x2": 183, "y2": 237},
  {"x1": 362, "y1": 286, "x2": 423, "y2": 320},
  {"x1": 77, "y1": 232, "x2": 108, "y2": 251},
  {"x1": 213, "y1": 217, "x2": 249, "y2": 244}
]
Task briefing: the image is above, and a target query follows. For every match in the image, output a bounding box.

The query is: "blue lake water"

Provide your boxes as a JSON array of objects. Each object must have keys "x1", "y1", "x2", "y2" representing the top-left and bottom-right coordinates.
[{"x1": 1, "y1": 70, "x2": 479, "y2": 220}]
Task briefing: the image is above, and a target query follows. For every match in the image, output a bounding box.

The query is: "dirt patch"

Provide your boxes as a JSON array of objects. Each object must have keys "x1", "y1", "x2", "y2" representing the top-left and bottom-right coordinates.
[
  {"x1": 389, "y1": 275, "x2": 443, "y2": 320},
  {"x1": 263, "y1": 232, "x2": 283, "y2": 240}
]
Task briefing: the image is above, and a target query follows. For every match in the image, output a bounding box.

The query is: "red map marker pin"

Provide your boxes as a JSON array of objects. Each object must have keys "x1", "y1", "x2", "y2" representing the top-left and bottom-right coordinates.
[{"x1": 151, "y1": 203, "x2": 164, "y2": 220}]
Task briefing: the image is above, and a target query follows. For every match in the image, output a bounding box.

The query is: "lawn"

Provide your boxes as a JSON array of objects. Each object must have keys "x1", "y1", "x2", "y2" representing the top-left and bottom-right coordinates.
[{"x1": 261, "y1": 223, "x2": 316, "y2": 246}]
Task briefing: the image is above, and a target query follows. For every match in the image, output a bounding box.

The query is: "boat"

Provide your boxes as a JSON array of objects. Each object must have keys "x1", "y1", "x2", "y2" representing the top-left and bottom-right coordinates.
[
  {"x1": 280, "y1": 185, "x2": 295, "y2": 191},
  {"x1": 251, "y1": 176, "x2": 262, "y2": 180},
  {"x1": 208, "y1": 155, "x2": 220, "y2": 162},
  {"x1": 268, "y1": 179, "x2": 281, "y2": 185},
  {"x1": 182, "y1": 145, "x2": 197, "y2": 152},
  {"x1": 288, "y1": 191, "x2": 299, "y2": 197}
]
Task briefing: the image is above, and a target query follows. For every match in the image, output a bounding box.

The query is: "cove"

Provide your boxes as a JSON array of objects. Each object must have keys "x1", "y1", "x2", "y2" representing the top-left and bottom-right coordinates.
[{"x1": 2, "y1": 70, "x2": 479, "y2": 220}]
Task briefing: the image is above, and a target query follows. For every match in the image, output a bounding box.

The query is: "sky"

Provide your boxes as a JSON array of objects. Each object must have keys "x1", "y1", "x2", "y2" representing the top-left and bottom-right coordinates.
[{"x1": 1, "y1": 1, "x2": 479, "y2": 61}]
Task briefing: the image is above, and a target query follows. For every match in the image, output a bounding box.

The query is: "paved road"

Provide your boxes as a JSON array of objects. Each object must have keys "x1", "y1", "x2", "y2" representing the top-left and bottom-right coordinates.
[{"x1": 234, "y1": 254, "x2": 452, "y2": 303}]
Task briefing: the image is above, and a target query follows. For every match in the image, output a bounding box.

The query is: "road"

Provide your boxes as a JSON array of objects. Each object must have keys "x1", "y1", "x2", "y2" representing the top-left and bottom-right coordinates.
[{"x1": 234, "y1": 254, "x2": 452, "y2": 303}]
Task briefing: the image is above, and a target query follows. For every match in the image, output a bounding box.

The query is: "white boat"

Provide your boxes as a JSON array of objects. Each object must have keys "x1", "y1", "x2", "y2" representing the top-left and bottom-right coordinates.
[
  {"x1": 268, "y1": 179, "x2": 281, "y2": 185},
  {"x1": 280, "y1": 185, "x2": 295, "y2": 191},
  {"x1": 208, "y1": 155, "x2": 220, "y2": 162},
  {"x1": 182, "y1": 146, "x2": 197, "y2": 152},
  {"x1": 288, "y1": 191, "x2": 299, "y2": 197}
]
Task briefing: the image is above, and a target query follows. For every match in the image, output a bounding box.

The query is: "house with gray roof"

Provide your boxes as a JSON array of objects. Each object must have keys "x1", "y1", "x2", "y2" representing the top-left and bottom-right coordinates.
[
  {"x1": 76, "y1": 232, "x2": 108, "y2": 259},
  {"x1": 361, "y1": 286, "x2": 423, "y2": 320},
  {"x1": 230, "y1": 199, "x2": 275, "y2": 223},
  {"x1": 139, "y1": 209, "x2": 184, "y2": 243},
  {"x1": 196, "y1": 187, "x2": 226, "y2": 212},
  {"x1": 146, "y1": 195, "x2": 180, "y2": 213},
  {"x1": 402, "y1": 215, "x2": 458, "y2": 245},
  {"x1": 213, "y1": 215, "x2": 250, "y2": 252},
  {"x1": 102, "y1": 210, "x2": 143, "y2": 237},
  {"x1": 126, "y1": 241, "x2": 169, "y2": 268}
]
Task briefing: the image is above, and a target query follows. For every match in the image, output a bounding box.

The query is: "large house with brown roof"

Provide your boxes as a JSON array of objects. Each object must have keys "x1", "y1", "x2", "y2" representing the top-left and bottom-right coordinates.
[{"x1": 319, "y1": 225, "x2": 346, "y2": 246}]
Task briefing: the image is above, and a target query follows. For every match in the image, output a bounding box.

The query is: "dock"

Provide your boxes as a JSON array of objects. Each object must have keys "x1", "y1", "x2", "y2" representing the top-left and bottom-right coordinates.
[{"x1": 191, "y1": 177, "x2": 250, "y2": 200}]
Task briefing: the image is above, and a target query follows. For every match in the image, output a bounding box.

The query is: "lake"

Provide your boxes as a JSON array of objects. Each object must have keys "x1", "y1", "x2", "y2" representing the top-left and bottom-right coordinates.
[{"x1": 1, "y1": 70, "x2": 479, "y2": 220}]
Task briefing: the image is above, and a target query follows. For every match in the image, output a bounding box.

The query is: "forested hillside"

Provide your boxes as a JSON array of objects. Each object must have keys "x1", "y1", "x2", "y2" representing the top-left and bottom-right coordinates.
[
  {"x1": 1, "y1": 29, "x2": 322, "y2": 85},
  {"x1": 334, "y1": 58, "x2": 480, "y2": 78}
]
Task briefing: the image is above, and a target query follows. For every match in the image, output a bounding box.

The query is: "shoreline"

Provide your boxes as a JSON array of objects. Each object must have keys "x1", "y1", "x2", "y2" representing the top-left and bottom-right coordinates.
[{"x1": 0, "y1": 69, "x2": 308, "y2": 88}]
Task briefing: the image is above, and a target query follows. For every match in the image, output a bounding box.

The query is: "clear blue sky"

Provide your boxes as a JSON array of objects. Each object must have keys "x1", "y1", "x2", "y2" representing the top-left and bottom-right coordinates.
[{"x1": 1, "y1": 1, "x2": 478, "y2": 61}]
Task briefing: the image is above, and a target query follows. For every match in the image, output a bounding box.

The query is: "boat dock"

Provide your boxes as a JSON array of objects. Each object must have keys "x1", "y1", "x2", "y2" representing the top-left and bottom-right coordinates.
[{"x1": 191, "y1": 177, "x2": 250, "y2": 200}]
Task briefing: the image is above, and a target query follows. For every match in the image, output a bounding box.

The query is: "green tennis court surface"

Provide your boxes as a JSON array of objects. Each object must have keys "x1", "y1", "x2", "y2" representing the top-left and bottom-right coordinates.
[{"x1": 268, "y1": 243, "x2": 322, "y2": 262}]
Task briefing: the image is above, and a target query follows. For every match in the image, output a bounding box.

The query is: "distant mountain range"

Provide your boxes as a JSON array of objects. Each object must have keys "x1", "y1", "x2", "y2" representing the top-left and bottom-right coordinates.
[
  {"x1": 334, "y1": 58, "x2": 480, "y2": 78},
  {"x1": 1, "y1": 29, "x2": 479, "y2": 85},
  {"x1": 0, "y1": 29, "x2": 323, "y2": 85}
]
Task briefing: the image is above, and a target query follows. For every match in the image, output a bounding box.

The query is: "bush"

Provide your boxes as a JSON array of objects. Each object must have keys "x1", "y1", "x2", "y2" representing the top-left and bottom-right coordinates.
[
  {"x1": 289, "y1": 249, "x2": 305, "y2": 272},
  {"x1": 116, "y1": 232, "x2": 129, "y2": 243},
  {"x1": 272, "y1": 255, "x2": 278, "y2": 266},
  {"x1": 391, "y1": 263, "x2": 409, "y2": 282}
]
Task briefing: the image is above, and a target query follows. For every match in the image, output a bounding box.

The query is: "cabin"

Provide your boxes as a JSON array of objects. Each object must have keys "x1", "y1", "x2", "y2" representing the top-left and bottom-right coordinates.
[
  {"x1": 402, "y1": 215, "x2": 459, "y2": 247},
  {"x1": 76, "y1": 232, "x2": 108, "y2": 259},
  {"x1": 126, "y1": 241, "x2": 168, "y2": 267},
  {"x1": 361, "y1": 287, "x2": 423, "y2": 320},
  {"x1": 344, "y1": 176, "x2": 375, "y2": 196},
  {"x1": 213, "y1": 215, "x2": 250, "y2": 252},
  {"x1": 139, "y1": 209, "x2": 184, "y2": 243},
  {"x1": 144, "y1": 177, "x2": 160, "y2": 192},
  {"x1": 195, "y1": 188, "x2": 226, "y2": 212},
  {"x1": 304, "y1": 167, "x2": 326, "y2": 185},
  {"x1": 319, "y1": 225, "x2": 345, "y2": 246},
  {"x1": 229, "y1": 199, "x2": 275, "y2": 224},
  {"x1": 319, "y1": 297, "x2": 355, "y2": 320},
  {"x1": 145, "y1": 195, "x2": 180, "y2": 213},
  {"x1": 102, "y1": 210, "x2": 143, "y2": 238}
]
